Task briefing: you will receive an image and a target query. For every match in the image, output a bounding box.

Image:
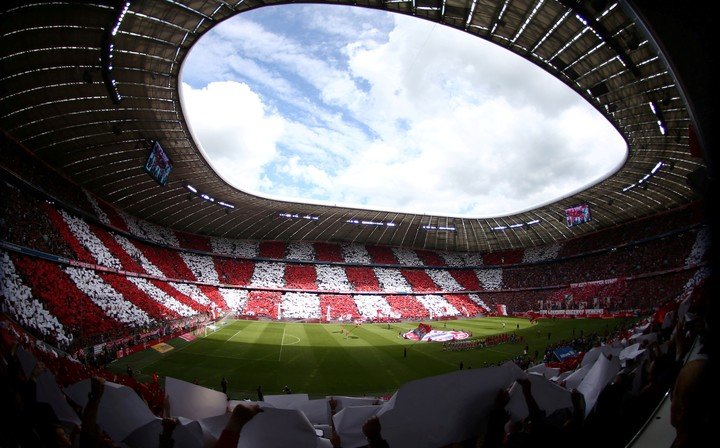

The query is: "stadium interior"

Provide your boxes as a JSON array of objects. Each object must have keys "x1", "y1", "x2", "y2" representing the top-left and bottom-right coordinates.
[{"x1": 0, "y1": 1, "x2": 714, "y2": 448}]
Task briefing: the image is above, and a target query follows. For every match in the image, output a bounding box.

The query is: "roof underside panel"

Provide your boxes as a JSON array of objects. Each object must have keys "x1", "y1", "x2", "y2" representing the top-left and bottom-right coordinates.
[{"x1": 0, "y1": 0, "x2": 703, "y2": 253}]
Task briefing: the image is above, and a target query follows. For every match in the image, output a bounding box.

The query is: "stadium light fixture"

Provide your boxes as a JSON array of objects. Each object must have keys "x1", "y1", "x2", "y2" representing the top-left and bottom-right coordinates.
[
  {"x1": 346, "y1": 219, "x2": 396, "y2": 227},
  {"x1": 184, "y1": 183, "x2": 235, "y2": 209},
  {"x1": 279, "y1": 213, "x2": 319, "y2": 221},
  {"x1": 422, "y1": 225, "x2": 457, "y2": 232},
  {"x1": 623, "y1": 160, "x2": 664, "y2": 192}
]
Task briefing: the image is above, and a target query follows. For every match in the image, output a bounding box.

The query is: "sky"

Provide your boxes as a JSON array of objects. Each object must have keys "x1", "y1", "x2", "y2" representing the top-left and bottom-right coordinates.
[{"x1": 180, "y1": 4, "x2": 627, "y2": 218}]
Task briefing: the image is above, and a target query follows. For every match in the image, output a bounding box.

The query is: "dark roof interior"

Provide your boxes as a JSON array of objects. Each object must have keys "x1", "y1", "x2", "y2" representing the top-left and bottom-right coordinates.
[{"x1": 0, "y1": 0, "x2": 711, "y2": 253}]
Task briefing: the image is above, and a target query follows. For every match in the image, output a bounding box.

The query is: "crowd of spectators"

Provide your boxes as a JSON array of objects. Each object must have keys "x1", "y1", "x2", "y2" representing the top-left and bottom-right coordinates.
[
  {"x1": 0, "y1": 133, "x2": 97, "y2": 218},
  {"x1": 0, "y1": 181, "x2": 74, "y2": 259},
  {"x1": 4, "y1": 244, "x2": 502, "y2": 350},
  {"x1": 446, "y1": 294, "x2": 490, "y2": 315},
  {"x1": 559, "y1": 201, "x2": 705, "y2": 257},
  {"x1": 99, "y1": 272, "x2": 181, "y2": 321},
  {"x1": 110, "y1": 232, "x2": 164, "y2": 276},
  {"x1": 286, "y1": 241, "x2": 316, "y2": 261},
  {"x1": 175, "y1": 231, "x2": 213, "y2": 252},
  {"x1": 3, "y1": 281, "x2": 707, "y2": 448},
  {"x1": 342, "y1": 243, "x2": 374, "y2": 264},
  {"x1": 83, "y1": 190, "x2": 130, "y2": 232},
  {"x1": 0, "y1": 251, "x2": 72, "y2": 347},
  {"x1": 435, "y1": 251, "x2": 465, "y2": 267},
  {"x1": 2, "y1": 229, "x2": 707, "y2": 351},
  {"x1": 242, "y1": 291, "x2": 281, "y2": 318},
  {"x1": 374, "y1": 268, "x2": 413, "y2": 293},
  {"x1": 279, "y1": 292, "x2": 321, "y2": 320},
  {"x1": 217, "y1": 287, "x2": 249, "y2": 312},
  {"x1": 398, "y1": 269, "x2": 437, "y2": 292},
  {"x1": 59, "y1": 209, "x2": 123, "y2": 271},
  {"x1": 125, "y1": 277, "x2": 199, "y2": 318},
  {"x1": 412, "y1": 249, "x2": 446, "y2": 266},
  {"x1": 476, "y1": 268, "x2": 504, "y2": 290},
  {"x1": 2, "y1": 138, "x2": 711, "y2": 303},
  {"x1": 445, "y1": 269, "x2": 482, "y2": 291},
  {"x1": 313, "y1": 242, "x2": 344, "y2": 262},
  {"x1": 120, "y1": 210, "x2": 179, "y2": 248},
  {"x1": 65, "y1": 267, "x2": 154, "y2": 329},
  {"x1": 43, "y1": 205, "x2": 97, "y2": 265},
  {"x1": 180, "y1": 252, "x2": 220, "y2": 284},
  {"x1": 391, "y1": 247, "x2": 424, "y2": 266},
  {"x1": 384, "y1": 295, "x2": 429, "y2": 320},
  {"x1": 258, "y1": 241, "x2": 286, "y2": 259},
  {"x1": 2, "y1": 168, "x2": 709, "y2": 308},
  {"x1": 316, "y1": 264, "x2": 354, "y2": 291},
  {"x1": 522, "y1": 243, "x2": 561, "y2": 264},
  {"x1": 345, "y1": 266, "x2": 382, "y2": 292},
  {"x1": 167, "y1": 281, "x2": 215, "y2": 309},
  {"x1": 318, "y1": 295, "x2": 362, "y2": 321},
  {"x1": 11, "y1": 253, "x2": 124, "y2": 345},
  {"x1": 210, "y1": 237, "x2": 260, "y2": 259},
  {"x1": 3, "y1": 239, "x2": 706, "y2": 350},
  {"x1": 543, "y1": 278, "x2": 628, "y2": 311},
  {"x1": 366, "y1": 245, "x2": 399, "y2": 265},
  {"x1": 354, "y1": 295, "x2": 400, "y2": 320},
  {"x1": 685, "y1": 226, "x2": 711, "y2": 266},
  {"x1": 249, "y1": 261, "x2": 286, "y2": 289},
  {"x1": 1, "y1": 147, "x2": 712, "y2": 359},
  {"x1": 214, "y1": 257, "x2": 255, "y2": 286},
  {"x1": 284, "y1": 264, "x2": 318, "y2": 289},
  {"x1": 482, "y1": 248, "x2": 524, "y2": 265},
  {"x1": 425, "y1": 269, "x2": 463, "y2": 291},
  {"x1": 415, "y1": 295, "x2": 461, "y2": 318}
]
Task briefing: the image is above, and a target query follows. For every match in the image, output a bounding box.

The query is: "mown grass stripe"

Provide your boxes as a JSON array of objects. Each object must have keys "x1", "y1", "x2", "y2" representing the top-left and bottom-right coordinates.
[{"x1": 110, "y1": 317, "x2": 637, "y2": 398}]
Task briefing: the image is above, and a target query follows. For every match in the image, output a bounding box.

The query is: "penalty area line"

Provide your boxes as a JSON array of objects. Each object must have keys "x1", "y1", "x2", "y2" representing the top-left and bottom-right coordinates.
[{"x1": 224, "y1": 328, "x2": 243, "y2": 343}]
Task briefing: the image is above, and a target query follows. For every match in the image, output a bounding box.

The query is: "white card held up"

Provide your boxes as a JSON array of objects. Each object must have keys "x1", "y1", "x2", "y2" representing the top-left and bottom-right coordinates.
[
  {"x1": 123, "y1": 417, "x2": 204, "y2": 448},
  {"x1": 64, "y1": 379, "x2": 156, "y2": 443},
  {"x1": 577, "y1": 354, "x2": 620, "y2": 417},
  {"x1": 332, "y1": 405, "x2": 382, "y2": 448},
  {"x1": 376, "y1": 361, "x2": 524, "y2": 448},
  {"x1": 505, "y1": 373, "x2": 573, "y2": 422},
  {"x1": 237, "y1": 407, "x2": 318, "y2": 448},
  {"x1": 165, "y1": 377, "x2": 227, "y2": 420}
]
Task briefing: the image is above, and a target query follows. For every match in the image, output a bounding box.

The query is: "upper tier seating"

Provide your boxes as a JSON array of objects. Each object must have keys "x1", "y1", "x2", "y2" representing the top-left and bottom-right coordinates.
[{"x1": 0, "y1": 151, "x2": 710, "y2": 350}]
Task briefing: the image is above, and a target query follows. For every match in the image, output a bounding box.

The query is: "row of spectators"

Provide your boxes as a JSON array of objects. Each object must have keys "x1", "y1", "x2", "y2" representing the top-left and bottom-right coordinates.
[
  {"x1": 15, "y1": 194, "x2": 707, "y2": 299},
  {"x1": 0, "y1": 133, "x2": 97, "y2": 218},
  {"x1": 558, "y1": 200, "x2": 706, "y2": 257},
  {"x1": 237, "y1": 290, "x2": 479, "y2": 321},
  {"x1": 0, "y1": 181, "x2": 74, "y2": 259},
  {"x1": 1, "y1": 251, "x2": 708, "y2": 351},
  {"x1": 2, "y1": 167, "x2": 709, "y2": 275}
]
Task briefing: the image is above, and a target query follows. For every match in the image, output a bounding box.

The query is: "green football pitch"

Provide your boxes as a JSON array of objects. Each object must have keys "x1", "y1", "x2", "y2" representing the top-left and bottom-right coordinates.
[{"x1": 108, "y1": 317, "x2": 636, "y2": 399}]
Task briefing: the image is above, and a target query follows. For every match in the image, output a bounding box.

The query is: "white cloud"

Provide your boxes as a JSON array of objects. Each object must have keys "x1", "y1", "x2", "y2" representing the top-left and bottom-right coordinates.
[
  {"x1": 181, "y1": 81, "x2": 285, "y2": 191},
  {"x1": 180, "y1": 5, "x2": 626, "y2": 218}
]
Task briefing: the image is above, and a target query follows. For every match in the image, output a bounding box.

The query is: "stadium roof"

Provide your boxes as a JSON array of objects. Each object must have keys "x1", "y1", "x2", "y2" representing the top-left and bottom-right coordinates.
[{"x1": 0, "y1": 0, "x2": 708, "y2": 253}]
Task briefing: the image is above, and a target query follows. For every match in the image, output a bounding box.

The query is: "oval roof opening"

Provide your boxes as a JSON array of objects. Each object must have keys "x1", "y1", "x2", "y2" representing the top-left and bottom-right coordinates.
[{"x1": 180, "y1": 4, "x2": 627, "y2": 218}]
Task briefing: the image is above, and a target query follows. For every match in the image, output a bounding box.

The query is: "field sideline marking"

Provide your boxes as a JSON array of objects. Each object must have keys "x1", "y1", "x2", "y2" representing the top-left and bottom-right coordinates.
[{"x1": 278, "y1": 325, "x2": 287, "y2": 362}]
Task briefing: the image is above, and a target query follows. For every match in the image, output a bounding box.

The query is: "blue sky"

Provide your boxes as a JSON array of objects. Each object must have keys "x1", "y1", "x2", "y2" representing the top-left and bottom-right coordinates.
[{"x1": 180, "y1": 4, "x2": 626, "y2": 218}]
